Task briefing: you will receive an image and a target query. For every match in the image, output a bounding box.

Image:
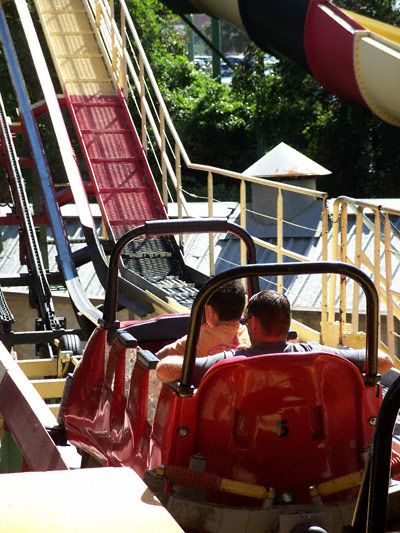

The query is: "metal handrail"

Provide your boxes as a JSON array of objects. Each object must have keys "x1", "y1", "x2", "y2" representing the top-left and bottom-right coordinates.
[
  {"x1": 331, "y1": 196, "x2": 400, "y2": 357},
  {"x1": 84, "y1": 0, "x2": 400, "y2": 360}
]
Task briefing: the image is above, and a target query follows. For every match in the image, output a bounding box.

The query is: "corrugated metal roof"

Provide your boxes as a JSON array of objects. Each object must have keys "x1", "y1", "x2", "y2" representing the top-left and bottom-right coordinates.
[
  {"x1": 0, "y1": 205, "x2": 105, "y2": 301},
  {"x1": 177, "y1": 202, "x2": 400, "y2": 314},
  {"x1": 1, "y1": 201, "x2": 399, "y2": 316}
]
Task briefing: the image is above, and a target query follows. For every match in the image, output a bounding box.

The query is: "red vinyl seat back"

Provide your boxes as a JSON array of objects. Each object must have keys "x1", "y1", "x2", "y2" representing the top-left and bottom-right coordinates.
[{"x1": 192, "y1": 351, "x2": 381, "y2": 505}]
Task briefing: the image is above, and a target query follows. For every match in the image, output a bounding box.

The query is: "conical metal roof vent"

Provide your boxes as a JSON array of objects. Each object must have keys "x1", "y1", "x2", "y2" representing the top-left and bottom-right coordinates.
[{"x1": 244, "y1": 142, "x2": 331, "y2": 177}]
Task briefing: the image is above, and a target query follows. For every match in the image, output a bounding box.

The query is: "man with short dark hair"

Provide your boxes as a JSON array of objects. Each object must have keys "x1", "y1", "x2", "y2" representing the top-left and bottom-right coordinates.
[
  {"x1": 156, "y1": 279, "x2": 250, "y2": 360},
  {"x1": 243, "y1": 289, "x2": 291, "y2": 339},
  {"x1": 156, "y1": 289, "x2": 393, "y2": 385}
]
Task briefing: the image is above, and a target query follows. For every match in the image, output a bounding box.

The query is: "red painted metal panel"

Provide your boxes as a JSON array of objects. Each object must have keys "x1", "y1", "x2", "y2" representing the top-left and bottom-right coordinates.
[
  {"x1": 73, "y1": 104, "x2": 129, "y2": 132},
  {"x1": 81, "y1": 131, "x2": 138, "y2": 161},
  {"x1": 102, "y1": 191, "x2": 162, "y2": 220},
  {"x1": 65, "y1": 323, "x2": 154, "y2": 475},
  {"x1": 65, "y1": 316, "x2": 195, "y2": 475},
  {"x1": 65, "y1": 92, "x2": 167, "y2": 239},
  {"x1": 0, "y1": 214, "x2": 48, "y2": 226},
  {"x1": 90, "y1": 161, "x2": 147, "y2": 188},
  {"x1": 66, "y1": 327, "x2": 381, "y2": 508},
  {"x1": 191, "y1": 352, "x2": 380, "y2": 505},
  {"x1": 305, "y1": 0, "x2": 366, "y2": 106},
  {"x1": 64, "y1": 328, "x2": 108, "y2": 461},
  {"x1": 0, "y1": 156, "x2": 34, "y2": 169}
]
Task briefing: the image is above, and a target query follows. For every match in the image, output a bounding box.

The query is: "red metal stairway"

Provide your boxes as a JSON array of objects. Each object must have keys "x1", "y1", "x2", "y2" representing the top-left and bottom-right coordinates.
[{"x1": 67, "y1": 93, "x2": 166, "y2": 241}]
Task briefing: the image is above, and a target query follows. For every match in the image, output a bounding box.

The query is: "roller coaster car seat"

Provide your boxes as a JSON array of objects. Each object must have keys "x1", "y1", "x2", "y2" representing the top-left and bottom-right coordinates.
[
  {"x1": 151, "y1": 351, "x2": 381, "y2": 506},
  {"x1": 64, "y1": 316, "x2": 190, "y2": 473}
]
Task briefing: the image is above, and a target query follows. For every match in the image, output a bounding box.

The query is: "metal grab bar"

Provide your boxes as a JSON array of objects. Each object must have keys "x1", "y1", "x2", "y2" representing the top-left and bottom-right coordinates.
[
  {"x1": 180, "y1": 261, "x2": 380, "y2": 394},
  {"x1": 101, "y1": 219, "x2": 259, "y2": 328}
]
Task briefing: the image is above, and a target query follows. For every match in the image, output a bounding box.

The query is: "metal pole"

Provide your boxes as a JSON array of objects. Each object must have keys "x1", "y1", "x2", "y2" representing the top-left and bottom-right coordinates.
[
  {"x1": 211, "y1": 18, "x2": 221, "y2": 81},
  {"x1": 187, "y1": 14, "x2": 194, "y2": 61}
]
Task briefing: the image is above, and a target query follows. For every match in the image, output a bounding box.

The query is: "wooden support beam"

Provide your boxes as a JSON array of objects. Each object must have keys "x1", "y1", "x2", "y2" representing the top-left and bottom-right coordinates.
[{"x1": 0, "y1": 342, "x2": 79, "y2": 470}]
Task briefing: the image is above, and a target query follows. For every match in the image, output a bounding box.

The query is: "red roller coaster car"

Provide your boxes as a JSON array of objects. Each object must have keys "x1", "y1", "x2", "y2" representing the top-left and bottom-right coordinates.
[{"x1": 63, "y1": 219, "x2": 400, "y2": 533}]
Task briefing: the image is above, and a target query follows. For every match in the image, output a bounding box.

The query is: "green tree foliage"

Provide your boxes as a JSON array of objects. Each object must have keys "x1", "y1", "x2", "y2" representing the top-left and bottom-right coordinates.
[
  {"x1": 2, "y1": 0, "x2": 399, "y2": 203},
  {"x1": 227, "y1": 0, "x2": 400, "y2": 198},
  {"x1": 231, "y1": 47, "x2": 400, "y2": 197},
  {"x1": 126, "y1": 0, "x2": 255, "y2": 200},
  {"x1": 201, "y1": 18, "x2": 252, "y2": 55},
  {"x1": 129, "y1": 0, "x2": 400, "y2": 199},
  {"x1": 126, "y1": 0, "x2": 185, "y2": 63}
]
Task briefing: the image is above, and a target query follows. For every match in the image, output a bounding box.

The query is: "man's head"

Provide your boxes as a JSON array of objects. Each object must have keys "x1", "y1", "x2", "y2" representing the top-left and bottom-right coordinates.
[
  {"x1": 206, "y1": 279, "x2": 246, "y2": 323},
  {"x1": 244, "y1": 290, "x2": 291, "y2": 343}
]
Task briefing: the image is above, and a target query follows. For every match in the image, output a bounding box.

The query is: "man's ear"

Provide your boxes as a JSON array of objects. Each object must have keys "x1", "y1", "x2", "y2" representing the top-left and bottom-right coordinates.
[
  {"x1": 205, "y1": 304, "x2": 218, "y2": 326},
  {"x1": 250, "y1": 315, "x2": 259, "y2": 333},
  {"x1": 211, "y1": 305, "x2": 219, "y2": 321}
]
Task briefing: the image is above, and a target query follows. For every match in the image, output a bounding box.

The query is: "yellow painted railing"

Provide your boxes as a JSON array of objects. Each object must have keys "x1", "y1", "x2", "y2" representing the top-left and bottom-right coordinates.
[
  {"x1": 330, "y1": 197, "x2": 400, "y2": 355},
  {"x1": 83, "y1": 0, "x2": 399, "y2": 360}
]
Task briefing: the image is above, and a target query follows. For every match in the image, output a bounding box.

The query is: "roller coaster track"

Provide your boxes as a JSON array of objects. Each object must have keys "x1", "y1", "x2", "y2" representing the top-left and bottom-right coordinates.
[
  {"x1": 0, "y1": 89, "x2": 62, "y2": 355},
  {"x1": 0, "y1": 0, "x2": 203, "y2": 338},
  {"x1": 0, "y1": 0, "x2": 209, "y2": 470},
  {"x1": 0, "y1": 3, "x2": 102, "y2": 333},
  {"x1": 27, "y1": 0, "x2": 205, "y2": 313}
]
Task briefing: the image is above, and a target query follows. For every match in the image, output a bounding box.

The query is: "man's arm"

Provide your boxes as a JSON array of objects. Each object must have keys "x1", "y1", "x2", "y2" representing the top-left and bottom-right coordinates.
[
  {"x1": 314, "y1": 344, "x2": 394, "y2": 375},
  {"x1": 341, "y1": 348, "x2": 393, "y2": 374},
  {"x1": 377, "y1": 349, "x2": 393, "y2": 374},
  {"x1": 156, "y1": 356, "x2": 184, "y2": 382},
  {"x1": 156, "y1": 352, "x2": 229, "y2": 385},
  {"x1": 156, "y1": 335, "x2": 187, "y2": 360},
  {"x1": 344, "y1": 348, "x2": 393, "y2": 374}
]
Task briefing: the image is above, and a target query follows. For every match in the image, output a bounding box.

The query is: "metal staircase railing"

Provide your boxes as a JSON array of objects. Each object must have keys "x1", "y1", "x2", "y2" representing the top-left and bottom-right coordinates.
[{"x1": 31, "y1": 0, "x2": 400, "y2": 362}]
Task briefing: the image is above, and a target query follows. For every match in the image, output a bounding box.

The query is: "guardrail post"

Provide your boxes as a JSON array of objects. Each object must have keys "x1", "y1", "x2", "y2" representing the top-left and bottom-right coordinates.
[
  {"x1": 384, "y1": 216, "x2": 394, "y2": 355},
  {"x1": 321, "y1": 196, "x2": 329, "y2": 342},
  {"x1": 175, "y1": 143, "x2": 183, "y2": 245},
  {"x1": 95, "y1": 0, "x2": 101, "y2": 30},
  {"x1": 207, "y1": 172, "x2": 214, "y2": 276},
  {"x1": 373, "y1": 208, "x2": 381, "y2": 348},
  {"x1": 120, "y1": 9, "x2": 127, "y2": 96},
  {"x1": 110, "y1": 0, "x2": 117, "y2": 74},
  {"x1": 240, "y1": 179, "x2": 246, "y2": 267},
  {"x1": 329, "y1": 200, "x2": 340, "y2": 324},
  {"x1": 339, "y1": 201, "x2": 348, "y2": 345},
  {"x1": 352, "y1": 207, "x2": 363, "y2": 334},
  {"x1": 277, "y1": 187, "x2": 283, "y2": 292},
  {"x1": 139, "y1": 55, "x2": 146, "y2": 151},
  {"x1": 160, "y1": 107, "x2": 167, "y2": 208}
]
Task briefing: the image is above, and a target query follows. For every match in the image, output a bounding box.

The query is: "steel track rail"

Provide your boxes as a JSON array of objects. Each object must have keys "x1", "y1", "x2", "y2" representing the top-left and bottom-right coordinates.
[
  {"x1": 0, "y1": 3, "x2": 102, "y2": 327},
  {"x1": 0, "y1": 91, "x2": 59, "y2": 336},
  {"x1": 8, "y1": 0, "x2": 184, "y2": 319}
]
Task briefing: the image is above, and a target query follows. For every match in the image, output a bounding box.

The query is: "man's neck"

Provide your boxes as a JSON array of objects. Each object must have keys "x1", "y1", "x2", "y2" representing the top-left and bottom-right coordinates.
[
  {"x1": 251, "y1": 335, "x2": 287, "y2": 346},
  {"x1": 212, "y1": 319, "x2": 240, "y2": 328},
  {"x1": 256, "y1": 339, "x2": 287, "y2": 346}
]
